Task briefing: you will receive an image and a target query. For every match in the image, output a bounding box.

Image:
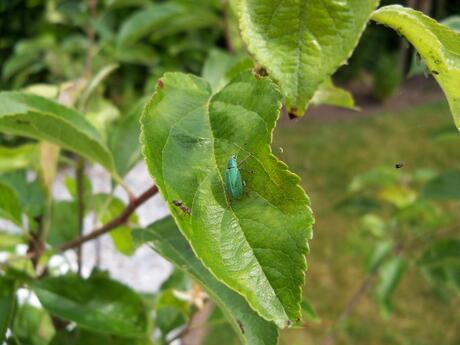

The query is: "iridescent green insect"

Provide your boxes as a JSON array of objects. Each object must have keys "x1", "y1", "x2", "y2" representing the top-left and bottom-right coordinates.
[{"x1": 225, "y1": 155, "x2": 244, "y2": 200}]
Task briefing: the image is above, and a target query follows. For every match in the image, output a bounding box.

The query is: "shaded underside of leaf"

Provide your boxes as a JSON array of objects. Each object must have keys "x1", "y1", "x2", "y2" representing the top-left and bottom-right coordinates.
[
  {"x1": 238, "y1": 0, "x2": 379, "y2": 116},
  {"x1": 141, "y1": 71, "x2": 313, "y2": 326},
  {"x1": 372, "y1": 5, "x2": 460, "y2": 129},
  {"x1": 133, "y1": 217, "x2": 279, "y2": 345},
  {"x1": 0, "y1": 92, "x2": 114, "y2": 171}
]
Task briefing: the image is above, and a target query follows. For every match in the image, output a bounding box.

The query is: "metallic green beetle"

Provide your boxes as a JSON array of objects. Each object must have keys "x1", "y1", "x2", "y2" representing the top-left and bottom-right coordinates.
[{"x1": 225, "y1": 155, "x2": 244, "y2": 200}]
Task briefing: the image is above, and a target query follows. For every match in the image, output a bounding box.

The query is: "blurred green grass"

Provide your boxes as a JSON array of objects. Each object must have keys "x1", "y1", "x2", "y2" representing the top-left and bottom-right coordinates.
[{"x1": 273, "y1": 101, "x2": 460, "y2": 345}]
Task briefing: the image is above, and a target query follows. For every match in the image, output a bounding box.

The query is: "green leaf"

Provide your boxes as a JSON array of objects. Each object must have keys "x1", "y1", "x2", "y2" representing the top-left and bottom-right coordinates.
[
  {"x1": 311, "y1": 79, "x2": 358, "y2": 110},
  {"x1": 238, "y1": 0, "x2": 380, "y2": 116},
  {"x1": 419, "y1": 239, "x2": 460, "y2": 293},
  {"x1": 140, "y1": 72, "x2": 313, "y2": 326},
  {"x1": 133, "y1": 217, "x2": 279, "y2": 344},
  {"x1": 300, "y1": 296, "x2": 319, "y2": 323},
  {"x1": 367, "y1": 241, "x2": 393, "y2": 273},
  {"x1": 376, "y1": 256, "x2": 407, "y2": 318},
  {"x1": 109, "y1": 98, "x2": 147, "y2": 177},
  {"x1": 12, "y1": 304, "x2": 55, "y2": 345},
  {"x1": 0, "y1": 232, "x2": 25, "y2": 251},
  {"x1": 372, "y1": 5, "x2": 460, "y2": 129},
  {"x1": 30, "y1": 273, "x2": 149, "y2": 337},
  {"x1": 202, "y1": 49, "x2": 254, "y2": 92},
  {"x1": 421, "y1": 170, "x2": 460, "y2": 200},
  {"x1": 0, "y1": 172, "x2": 46, "y2": 219},
  {"x1": 155, "y1": 289, "x2": 190, "y2": 337},
  {"x1": 409, "y1": 15, "x2": 460, "y2": 77},
  {"x1": 117, "y1": 3, "x2": 219, "y2": 47},
  {"x1": 0, "y1": 92, "x2": 115, "y2": 172},
  {"x1": 50, "y1": 328, "x2": 152, "y2": 345},
  {"x1": 0, "y1": 182, "x2": 21, "y2": 225},
  {"x1": 0, "y1": 144, "x2": 38, "y2": 173},
  {"x1": 48, "y1": 201, "x2": 79, "y2": 246},
  {"x1": 0, "y1": 277, "x2": 16, "y2": 344},
  {"x1": 357, "y1": 214, "x2": 386, "y2": 238}
]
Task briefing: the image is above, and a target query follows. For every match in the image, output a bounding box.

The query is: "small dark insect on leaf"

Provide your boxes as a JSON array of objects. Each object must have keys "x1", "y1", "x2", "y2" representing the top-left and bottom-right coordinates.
[
  {"x1": 288, "y1": 107, "x2": 298, "y2": 120},
  {"x1": 157, "y1": 79, "x2": 164, "y2": 89},
  {"x1": 237, "y1": 320, "x2": 245, "y2": 334},
  {"x1": 395, "y1": 162, "x2": 404, "y2": 169},
  {"x1": 431, "y1": 70, "x2": 440, "y2": 75},
  {"x1": 172, "y1": 200, "x2": 191, "y2": 214},
  {"x1": 253, "y1": 65, "x2": 268, "y2": 78}
]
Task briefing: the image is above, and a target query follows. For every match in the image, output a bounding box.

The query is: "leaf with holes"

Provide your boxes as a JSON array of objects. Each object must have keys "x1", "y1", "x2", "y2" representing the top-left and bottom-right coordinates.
[
  {"x1": 372, "y1": 5, "x2": 460, "y2": 129},
  {"x1": 141, "y1": 71, "x2": 313, "y2": 327},
  {"x1": 238, "y1": 0, "x2": 379, "y2": 116}
]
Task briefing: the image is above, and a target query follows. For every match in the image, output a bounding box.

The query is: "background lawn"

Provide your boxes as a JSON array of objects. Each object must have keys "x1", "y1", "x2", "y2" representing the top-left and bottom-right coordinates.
[{"x1": 274, "y1": 100, "x2": 460, "y2": 345}]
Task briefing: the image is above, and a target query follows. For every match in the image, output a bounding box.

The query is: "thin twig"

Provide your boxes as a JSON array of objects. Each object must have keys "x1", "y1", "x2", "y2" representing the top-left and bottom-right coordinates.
[
  {"x1": 58, "y1": 185, "x2": 158, "y2": 252},
  {"x1": 83, "y1": 0, "x2": 97, "y2": 79},
  {"x1": 321, "y1": 244, "x2": 404, "y2": 345},
  {"x1": 3, "y1": 185, "x2": 158, "y2": 264},
  {"x1": 222, "y1": 0, "x2": 235, "y2": 53}
]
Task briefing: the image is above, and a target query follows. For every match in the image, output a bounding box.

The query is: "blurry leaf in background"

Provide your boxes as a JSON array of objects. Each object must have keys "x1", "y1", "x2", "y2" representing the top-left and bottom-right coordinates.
[
  {"x1": 377, "y1": 186, "x2": 416, "y2": 208},
  {"x1": 421, "y1": 170, "x2": 460, "y2": 200},
  {"x1": 48, "y1": 201, "x2": 79, "y2": 246},
  {"x1": 141, "y1": 72, "x2": 312, "y2": 326},
  {"x1": 419, "y1": 238, "x2": 460, "y2": 294},
  {"x1": 367, "y1": 241, "x2": 393, "y2": 273},
  {"x1": 86, "y1": 97, "x2": 120, "y2": 139},
  {"x1": 2, "y1": 35, "x2": 54, "y2": 82},
  {"x1": 0, "y1": 232, "x2": 25, "y2": 251},
  {"x1": 91, "y1": 194, "x2": 138, "y2": 256},
  {"x1": 0, "y1": 277, "x2": 16, "y2": 344},
  {"x1": 372, "y1": 6, "x2": 460, "y2": 129},
  {"x1": 109, "y1": 98, "x2": 147, "y2": 177},
  {"x1": 0, "y1": 143, "x2": 37, "y2": 174},
  {"x1": 357, "y1": 214, "x2": 386, "y2": 238},
  {"x1": 117, "y1": 2, "x2": 219, "y2": 48},
  {"x1": 300, "y1": 296, "x2": 320, "y2": 323},
  {"x1": 238, "y1": 0, "x2": 380, "y2": 116},
  {"x1": 376, "y1": 256, "x2": 407, "y2": 318},
  {"x1": 0, "y1": 171, "x2": 46, "y2": 220},
  {"x1": 0, "y1": 182, "x2": 22, "y2": 225},
  {"x1": 311, "y1": 79, "x2": 358, "y2": 110},
  {"x1": 335, "y1": 196, "x2": 381, "y2": 216},
  {"x1": 395, "y1": 200, "x2": 449, "y2": 231},
  {"x1": 159, "y1": 269, "x2": 192, "y2": 292},
  {"x1": 0, "y1": 92, "x2": 115, "y2": 172},
  {"x1": 78, "y1": 64, "x2": 119, "y2": 111},
  {"x1": 155, "y1": 289, "x2": 190, "y2": 339},
  {"x1": 349, "y1": 166, "x2": 402, "y2": 193},
  {"x1": 64, "y1": 175, "x2": 93, "y2": 203},
  {"x1": 39, "y1": 142, "x2": 60, "y2": 191},
  {"x1": 115, "y1": 43, "x2": 158, "y2": 66},
  {"x1": 202, "y1": 48, "x2": 253, "y2": 92},
  {"x1": 11, "y1": 303, "x2": 55, "y2": 345},
  {"x1": 30, "y1": 273, "x2": 149, "y2": 337},
  {"x1": 23, "y1": 84, "x2": 60, "y2": 99},
  {"x1": 202, "y1": 307, "x2": 239, "y2": 345},
  {"x1": 133, "y1": 217, "x2": 279, "y2": 345},
  {"x1": 372, "y1": 53, "x2": 402, "y2": 101}
]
